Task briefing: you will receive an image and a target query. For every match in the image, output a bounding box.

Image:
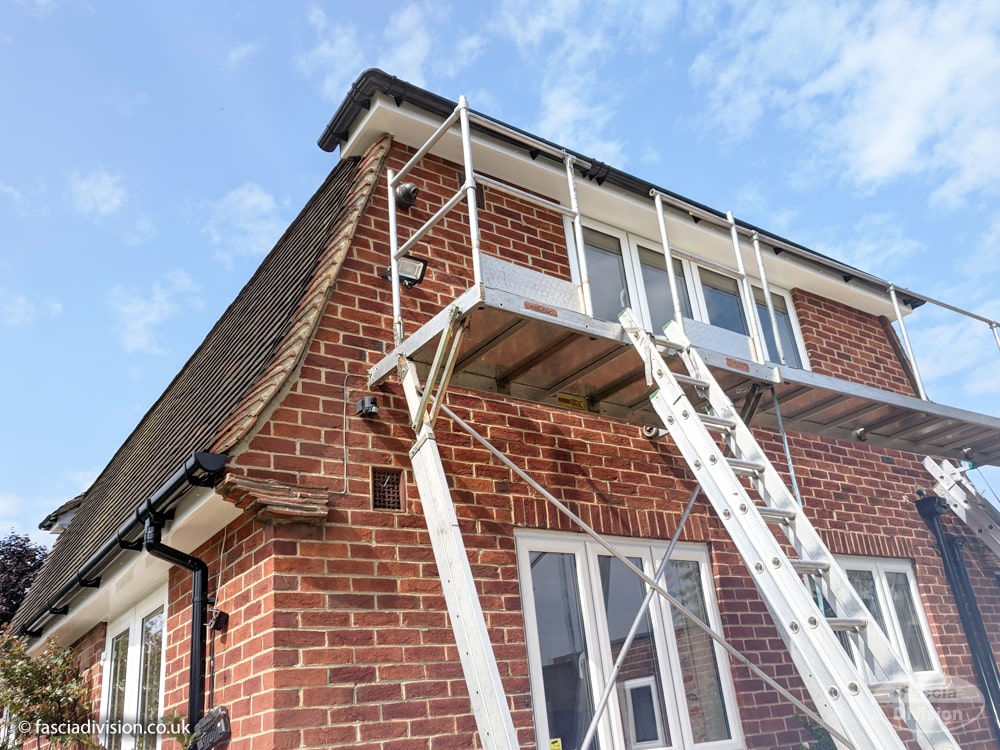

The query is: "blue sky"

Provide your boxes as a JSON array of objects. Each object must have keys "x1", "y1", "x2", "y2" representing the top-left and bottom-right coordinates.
[{"x1": 2, "y1": 0, "x2": 999, "y2": 544}]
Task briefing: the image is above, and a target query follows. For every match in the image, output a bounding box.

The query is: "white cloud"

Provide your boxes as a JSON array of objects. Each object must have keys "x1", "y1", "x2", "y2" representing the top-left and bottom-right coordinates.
[
  {"x1": 0, "y1": 179, "x2": 46, "y2": 217},
  {"x1": 297, "y1": 4, "x2": 489, "y2": 103},
  {"x1": 109, "y1": 270, "x2": 202, "y2": 354},
  {"x1": 70, "y1": 469, "x2": 98, "y2": 492},
  {"x1": 296, "y1": 7, "x2": 367, "y2": 102},
  {"x1": 733, "y1": 184, "x2": 798, "y2": 236},
  {"x1": 0, "y1": 181, "x2": 26, "y2": 210},
  {"x1": 226, "y1": 41, "x2": 262, "y2": 69},
  {"x1": 70, "y1": 169, "x2": 127, "y2": 219},
  {"x1": 965, "y1": 362, "x2": 1000, "y2": 397},
  {"x1": 14, "y1": 0, "x2": 56, "y2": 14},
  {"x1": 963, "y1": 215, "x2": 1000, "y2": 280},
  {"x1": 127, "y1": 214, "x2": 157, "y2": 245},
  {"x1": 202, "y1": 182, "x2": 286, "y2": 266},
  {"x1": 0, "y1": 289, "x2": 62, "y2": 327},
  {"x1": 378, "y1": 5, "x2": 432, "y2": 86},
  {"x1": 689, "y1": 0, "x2": 1000, "y2": 205},
  {"x1": 907, "y1": 318, "x2": 982, "y2": 383},
  {"x1": 814, "y1": 213, "x2": 924, "y2": 277},
  {"x1": 451, "y1": 34, "x2": 485, "y2": 70},
  {"x1": 537, "y1": 78, "x2": 626, "y2": 165},
  {"x1": 2, "y1": 292, "x2": 34, "y2": 327},
  {"x1": 488, "y1": 0, "x2": 680, "y2": 165}
]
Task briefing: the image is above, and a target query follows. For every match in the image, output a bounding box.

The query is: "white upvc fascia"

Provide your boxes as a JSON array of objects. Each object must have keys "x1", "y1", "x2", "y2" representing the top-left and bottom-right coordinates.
[{"x1": 31, "y1": 486, "x2": 241, "y2": 655}]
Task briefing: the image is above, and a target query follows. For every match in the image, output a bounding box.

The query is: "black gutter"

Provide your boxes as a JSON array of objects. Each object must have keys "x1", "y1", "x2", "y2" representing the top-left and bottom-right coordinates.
[
  {"x1": 18, "y1": 452, "x2": 227, "y2": 638},
  {"x1": 316, "y1": 69, "x2": 916, "y2": 306},
  {"x1": 144, "y1": 516, "x2": 209, "y2": 733},
  {"x1": 917, "y1": 495, "x2": 1000, "y2": 743}
]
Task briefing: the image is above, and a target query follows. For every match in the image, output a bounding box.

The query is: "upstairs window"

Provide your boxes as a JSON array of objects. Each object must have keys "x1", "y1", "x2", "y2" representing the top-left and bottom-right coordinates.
[
  {"x1": 583, "y1": 228, "x2": 631, "y2": 322},
  {"x1": 574, "y1": 223, "x2": 807, "y2": 368},
  {"x1": 752, "y1": 287, "x2": 803, "y2": 368},
  {"x1": 636, "y1": 245, "x2": 691, "y2": 334},
  {"x1": 696, "y1": 269, "x2": 748, "y2": 336}
]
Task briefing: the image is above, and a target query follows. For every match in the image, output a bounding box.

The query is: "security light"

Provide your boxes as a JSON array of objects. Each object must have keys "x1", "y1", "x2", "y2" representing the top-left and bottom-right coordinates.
[{"x1": 380, "y1": 255, "x2": 427, "y2": 288}]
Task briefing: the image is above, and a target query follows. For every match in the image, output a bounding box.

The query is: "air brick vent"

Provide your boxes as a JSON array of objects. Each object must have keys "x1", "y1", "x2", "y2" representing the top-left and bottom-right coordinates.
[{"x1": 372, "y1": 468, "x2": 403, "y2": 511}]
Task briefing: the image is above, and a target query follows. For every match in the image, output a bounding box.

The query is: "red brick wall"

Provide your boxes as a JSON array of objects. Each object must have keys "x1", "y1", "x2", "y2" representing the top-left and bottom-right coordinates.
[
  {"x1": 72, "y1": 622, "x2": 106, "y2": 721},
  {"x1": 792, "y1": 288, "x2": 917, "y2": 396},
  {"x1": 153, "y1": 140, "x2": 1000, "y2": 749}
]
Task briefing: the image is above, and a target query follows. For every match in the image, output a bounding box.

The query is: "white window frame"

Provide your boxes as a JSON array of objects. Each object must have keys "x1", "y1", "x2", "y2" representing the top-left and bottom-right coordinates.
[
  {"x1": 567, "y1": 219, "x2": 809, "y2": 369},
  {"x1": 623, "y1": 675, "x2": 666, "y2": 750},
  {"x1": 836, "y1": 556, "x2": 944, "y2": 688},
  {"x1": 749, "y1": 283, "x2": 811, "y2": 370},
  {"x1": 99, "y1": 589, "x2": 168, "y2": 750},
  {"x1": 516, "y1": 530, "x2": 743, "y2": 750}
]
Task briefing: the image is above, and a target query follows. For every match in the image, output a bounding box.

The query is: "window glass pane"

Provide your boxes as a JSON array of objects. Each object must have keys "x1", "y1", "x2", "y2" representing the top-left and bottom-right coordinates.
[
  {"x1": 628, "y1": 684, "x2": 659, "y2": 744},
  {"x1": 886, "y1": 572, "x2": 933, "y2": 672},
  {"x1": 584, "y1": 229, "x2": 629, "y2": 322},
  {"x1": 699, "y1": 269, "x2": 748, "y2": 335},
  {"x1": 135, "y1": 607, "x2": 164, "y2": 750},
  {"x1": 530, "y1": 551, "x2": 598, "y2": 750},
  {"x1": 637, "y1": 246, "x2": 691, "y2": 334},
  {"x1": 752, "y1": 288, "x2": 803, "y2": 368},
  {"x1": 107, "y1": 629, "x2": 130, "y2": 750},
  {"x1": 846, "y1": 569, "x2": 888, "y2": 634},
  {"x1": 598, "y1": 556, "x2": 670, "y2": 748},
  {"x1": 666, "y1": 560, "x2": 731, "y2": 742}
]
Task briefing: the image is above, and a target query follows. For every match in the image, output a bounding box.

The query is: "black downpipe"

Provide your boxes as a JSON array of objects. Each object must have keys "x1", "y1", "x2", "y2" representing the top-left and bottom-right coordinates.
[
  {"x1": 918, "y1": 496, "x2": 1000, "y2": 743},
  {"x1": 143, "y1": 516, "x2": 209, "y2": 734}
]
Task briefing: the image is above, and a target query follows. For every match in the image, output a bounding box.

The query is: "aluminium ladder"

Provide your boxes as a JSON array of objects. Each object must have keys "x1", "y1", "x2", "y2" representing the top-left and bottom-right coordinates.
[
  {"x1": 621, "y1": 308, "x2": 958, "y2": 750},
  {"x1": 924, "y1": 456, "x2": 1000, "y2": 562},
  {"x1": 394, "y1": 314, "x2": 521, "y2": 750}
]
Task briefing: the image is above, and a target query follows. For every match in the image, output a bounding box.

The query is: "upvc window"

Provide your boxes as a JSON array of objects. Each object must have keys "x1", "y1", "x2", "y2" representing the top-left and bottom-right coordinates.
[
  {"x1": 516, "y1": 532, "x2": 742, "y2": 750},
  {"x1": 100, "y1": 591, "x2": 167, "y2": 750},
  {"x1": 752, "y1": 287, "x2": 803, "y2": 368},
  {"x1": 583, "y1": 228, "x2": 631, "y2": 323},
  {"x1": 837, "y1": 557, "x2": 941, "y2": 685},
  {"x1": 575, "y1": 224, "x2": 806, "y2": 368},
  {"x1": 694, "y1": 269, "x2": 748, "y2": 337}
]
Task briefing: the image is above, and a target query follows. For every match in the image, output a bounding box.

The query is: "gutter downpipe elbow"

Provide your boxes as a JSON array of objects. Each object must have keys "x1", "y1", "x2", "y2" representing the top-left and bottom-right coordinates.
[
  {"x1": 17, "y1": 452, "x2": 226, "y2": 639},
  {"x1": 143, "y1": 516, "x2": 209, "y2": 735}
]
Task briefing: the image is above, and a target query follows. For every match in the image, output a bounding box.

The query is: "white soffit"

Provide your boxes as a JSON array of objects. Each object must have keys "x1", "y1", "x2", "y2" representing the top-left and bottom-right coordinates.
[{"x1": 33, "y1": 488, "x2": 242, "y2": 654}]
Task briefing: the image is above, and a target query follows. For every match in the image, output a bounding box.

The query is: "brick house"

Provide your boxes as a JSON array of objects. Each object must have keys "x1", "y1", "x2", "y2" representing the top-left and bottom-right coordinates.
[{"x1": 12, "y1": 69, "x2": 1000, "y2": 750}]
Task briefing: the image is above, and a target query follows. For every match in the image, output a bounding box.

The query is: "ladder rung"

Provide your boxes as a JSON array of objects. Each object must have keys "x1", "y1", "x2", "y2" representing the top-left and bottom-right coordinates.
[
  {"x1": 727, "y1": 457, "x2": 766, "y2": 475},
  {"x1": 699, "y1": 414, "x2": 737, "y2": 432},
  {"x1": 672, "y1": 372, "x2": 710, "y2": 390},
  {"x1": 826, "y1": 617, "x2": 868, "y2": 632},
  {"x1": 655, "y1": 339, "x2": 685, "y2": 353},
  {"x1": 791, "y1": 559, "x2": 830, "y2": 576},
  {"x1": 757, "y1": 506, "x2": 797, "y2": 524},
  {"x1": 868, "y1": 681, "x2": 909, "y2": 695}
]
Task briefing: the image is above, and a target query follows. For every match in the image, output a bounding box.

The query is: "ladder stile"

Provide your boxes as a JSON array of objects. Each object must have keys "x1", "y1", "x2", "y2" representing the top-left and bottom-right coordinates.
[
  {"x1": 620, "y1": 307, "x2": 960, "y2": 750},
  {"x1": 924, "y1": 456, "x2": 1000, "y2": 561},
  {"x1": 396, "y1": 361, "x2": 520, "y2": 750}
]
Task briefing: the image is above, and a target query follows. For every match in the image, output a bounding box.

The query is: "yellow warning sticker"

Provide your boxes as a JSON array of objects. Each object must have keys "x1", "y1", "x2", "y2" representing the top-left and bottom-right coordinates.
[
  {"x1": 556, "y1": 393, "x2": 588, "y2": 410},
  {"x1": 549, "y1": 740, "x2": 563, "y2": 750}
]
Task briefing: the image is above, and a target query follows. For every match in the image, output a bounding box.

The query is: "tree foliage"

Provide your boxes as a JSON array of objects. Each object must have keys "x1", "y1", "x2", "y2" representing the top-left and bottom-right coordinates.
[
  {"x1": 0, "y1": 630, "x2": 96, "y2": 748},
  {"x1": 0, "y1": 532, "x2": 47, "y2": 626}
]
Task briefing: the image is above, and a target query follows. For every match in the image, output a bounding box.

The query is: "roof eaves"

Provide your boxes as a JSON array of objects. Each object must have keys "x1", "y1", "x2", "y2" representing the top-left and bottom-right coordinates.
[{"x1": 319, "y1": 69, "x2": 895, "y2": 301}]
